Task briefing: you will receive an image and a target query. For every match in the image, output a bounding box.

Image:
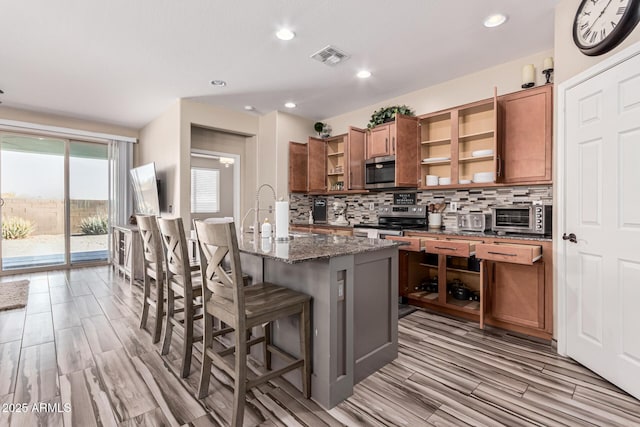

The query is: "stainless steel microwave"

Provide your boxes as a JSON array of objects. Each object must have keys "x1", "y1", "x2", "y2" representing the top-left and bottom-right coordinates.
[
  {"x1": 365, "y1": 156, "x2": 395, "y2": 189},
  {"x1": 491, "y1": 205, "x2": 552, "y2": 235}
]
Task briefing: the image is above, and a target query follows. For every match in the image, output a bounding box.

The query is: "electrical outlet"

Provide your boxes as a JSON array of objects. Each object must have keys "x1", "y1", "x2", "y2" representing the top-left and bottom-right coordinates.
[
  {"x1": 450, "y1": 202, "x2": 458, "y2": 212},
  {"x1": 369, "y1": 202, "x2": 375, "y2": 211}
]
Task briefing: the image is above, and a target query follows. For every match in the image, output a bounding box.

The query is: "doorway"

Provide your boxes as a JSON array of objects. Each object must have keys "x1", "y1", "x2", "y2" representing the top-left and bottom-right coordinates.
[{"x1": 0, "y1": 133, "x2": 109, "y2": 273}]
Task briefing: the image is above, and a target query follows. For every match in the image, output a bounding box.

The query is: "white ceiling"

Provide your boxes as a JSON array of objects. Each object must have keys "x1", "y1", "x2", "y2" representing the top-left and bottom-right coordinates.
[{"x1": 0, "y1": 0, "x2": 559, "y2": 129}]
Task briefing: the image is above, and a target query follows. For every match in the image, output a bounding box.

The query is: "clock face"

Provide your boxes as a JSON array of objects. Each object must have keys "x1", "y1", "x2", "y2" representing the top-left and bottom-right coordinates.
[{"x1": 573, "y1": 0, "x2": 640, "y2": 56}]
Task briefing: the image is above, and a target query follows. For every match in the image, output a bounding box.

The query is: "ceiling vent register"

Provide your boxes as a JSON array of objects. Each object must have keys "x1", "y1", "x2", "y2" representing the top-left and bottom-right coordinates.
[{"x1": 310, "y1": 45, "x2": 350, "y2": 66}]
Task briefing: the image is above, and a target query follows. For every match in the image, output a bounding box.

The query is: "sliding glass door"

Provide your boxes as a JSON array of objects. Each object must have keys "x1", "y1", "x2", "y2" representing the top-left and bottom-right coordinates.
[
  {"x1": 1, "y1": 134, "x2": 67, "y2": 270},
  {"x1": 0, "y1": 133, "x2": 110, "y2": 272},
  {"x1": 69, "y1": 141, "x2": 109, "y2": 263}
]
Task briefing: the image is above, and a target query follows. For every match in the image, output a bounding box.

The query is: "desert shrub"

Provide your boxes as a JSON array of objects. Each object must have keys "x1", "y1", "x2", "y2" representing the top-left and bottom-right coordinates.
[
  {"x1": 80, "y1": 215, "x2": 108, "y2": 235},
  {"x1": 1, "y1": 216, "x2": 35, "y2": 240}
]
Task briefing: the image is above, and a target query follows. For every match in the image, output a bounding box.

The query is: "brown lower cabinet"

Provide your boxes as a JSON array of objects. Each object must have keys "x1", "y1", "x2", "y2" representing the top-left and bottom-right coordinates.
[{"x1": 391, "y1": 232, "x2": 552, "y2": 340}]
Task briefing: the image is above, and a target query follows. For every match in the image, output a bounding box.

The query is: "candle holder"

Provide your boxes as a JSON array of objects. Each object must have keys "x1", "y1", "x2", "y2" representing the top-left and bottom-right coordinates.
[{"x1": 543, "y1": 68, "x2": 554, "y2": 84}]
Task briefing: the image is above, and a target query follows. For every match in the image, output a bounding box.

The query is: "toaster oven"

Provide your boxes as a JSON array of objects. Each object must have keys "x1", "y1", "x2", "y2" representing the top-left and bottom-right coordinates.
[{"x1": 491, "y1": 205, "x2": 552, "y2": 235}]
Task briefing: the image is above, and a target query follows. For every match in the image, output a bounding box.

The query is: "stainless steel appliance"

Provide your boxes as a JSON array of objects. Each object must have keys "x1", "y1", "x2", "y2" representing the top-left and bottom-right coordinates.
[
  {"x1": 365, "y1": 155, "x2": 395, "y2": 189},
  {"x1": 491, "y1": 204, "x2": 552, "y2": 235},
  {"x1": 457, "y1": 213, "x2": 492, "y2": 231},
  {"x1": 353, "y1": 204, "x2": 428, "y2": 239}
]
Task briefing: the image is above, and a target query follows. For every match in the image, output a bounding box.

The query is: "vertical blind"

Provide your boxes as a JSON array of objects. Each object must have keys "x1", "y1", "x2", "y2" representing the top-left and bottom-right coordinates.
[{"x1": 191, "y1": 167, "x2": 220, "y2": 213}]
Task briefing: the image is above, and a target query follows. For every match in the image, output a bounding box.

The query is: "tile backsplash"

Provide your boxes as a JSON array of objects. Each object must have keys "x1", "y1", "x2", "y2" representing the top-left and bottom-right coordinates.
[{"x1": 289, "y1": 185, "x2": 552, "y2": 229}]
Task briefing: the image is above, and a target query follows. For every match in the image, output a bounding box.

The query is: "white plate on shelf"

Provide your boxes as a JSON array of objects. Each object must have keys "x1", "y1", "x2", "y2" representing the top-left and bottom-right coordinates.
[
  {"x1": 438, "y1": 177, "x2": 451, "y2": 185},
  {"x1": 459, "y1": 179, "x2": 472, "y2": 184},
  {"x1": 473, "y1": 171, "x2": 495, "y2": 183},
  {"x1": 471, "y1": 149, "x2": 494, "y2": 157},
  {"x1": 421, "y1": 156, "x2": 450, "y2": 163}
]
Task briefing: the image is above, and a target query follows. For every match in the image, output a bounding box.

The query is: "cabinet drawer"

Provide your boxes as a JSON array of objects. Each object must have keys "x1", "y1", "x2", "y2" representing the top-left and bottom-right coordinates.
[
  {"x1": 386, "y1": 236, "x2": 437, "y2": 252},
  {"x1": 425, "y1": 239, "x2": 477, "y2": 257},
  {"x1": 476, "y1": 243, "x2": 542, "y2": 265},
  {"x1": 386, "y1": 236, "x2": 422, "y2": 251}
]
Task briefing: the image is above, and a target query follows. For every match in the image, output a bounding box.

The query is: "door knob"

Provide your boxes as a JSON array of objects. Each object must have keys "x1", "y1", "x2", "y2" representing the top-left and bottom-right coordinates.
[{"x1": 562, "y1": 233, "x2": 577, "y2": 243}]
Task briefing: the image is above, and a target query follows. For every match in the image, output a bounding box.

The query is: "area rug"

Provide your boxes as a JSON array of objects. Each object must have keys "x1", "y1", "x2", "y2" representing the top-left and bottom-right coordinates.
[{"x1": 0, "y1": 280, "x2": 30, "y2": 311}]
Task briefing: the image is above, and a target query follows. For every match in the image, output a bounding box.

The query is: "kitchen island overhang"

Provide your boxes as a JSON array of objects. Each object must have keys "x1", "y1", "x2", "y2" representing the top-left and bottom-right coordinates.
[{"x1": 238, "y1": 233, "x2": 400, "y2": 409}]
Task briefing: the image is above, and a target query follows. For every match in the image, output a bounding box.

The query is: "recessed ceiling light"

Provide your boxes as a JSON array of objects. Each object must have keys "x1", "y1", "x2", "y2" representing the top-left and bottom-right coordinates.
[
  {"x1": 244, "y1": 105, "x2": 254, "y2": 111},
  {"x1": 284, "y1": 102, "x2": 296, "y2": 109},
  {"x1": 483, "y1": 14, "x2": 507, "y2": 28},
  {"x1": 276, "y1": 28, "x2": 295, "y2": 41},
  {"x1": 210, "y1": 80, "x2": 227, "y2": 87},
  {"x1": 356, "y1": 70, "x2": 372, "y2": 79}
]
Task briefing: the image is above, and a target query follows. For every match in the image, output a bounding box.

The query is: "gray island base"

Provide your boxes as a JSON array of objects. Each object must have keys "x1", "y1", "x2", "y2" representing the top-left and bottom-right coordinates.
[{"x1": 238, "y1": 233, "x2": 399, "y2": 409}]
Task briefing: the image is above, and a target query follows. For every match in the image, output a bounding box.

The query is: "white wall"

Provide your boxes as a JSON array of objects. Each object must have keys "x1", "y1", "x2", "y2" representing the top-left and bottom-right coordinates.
[
  {"x1": 276, "y1": 112, "x2": 314, "y2": 196},
  {"x1": 0, "y1": 106, "x2": 138, "y2": 139},
  {"x1": 138, "y1": 101, "x2": 181, "y2": 216},
  {"x1": 322, "y1": 50, "x2": 554, "y2": 134}
]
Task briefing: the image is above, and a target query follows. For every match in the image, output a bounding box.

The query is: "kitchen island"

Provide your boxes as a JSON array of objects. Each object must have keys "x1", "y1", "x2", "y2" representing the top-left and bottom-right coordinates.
[{"x1": 237, "y1": 233, "x2": 400, "y2": 409}]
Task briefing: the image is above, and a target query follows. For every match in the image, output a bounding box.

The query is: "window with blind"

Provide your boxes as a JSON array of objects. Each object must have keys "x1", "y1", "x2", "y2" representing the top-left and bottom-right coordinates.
[{"x1": 191, "y1": 167, "x2": 220, "y2": 213}]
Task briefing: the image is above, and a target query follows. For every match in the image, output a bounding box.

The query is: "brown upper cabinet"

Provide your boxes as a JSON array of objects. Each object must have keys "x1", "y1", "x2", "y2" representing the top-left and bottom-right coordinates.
[
  {"x1": 307, "y1": 137, "x2": 326, "y2": 193},
  {"x1": 288, "y1": 141, "x2": 308, "y2": 193},
  {"x1": 367, "y1": 122, "x2": 395, "y2": 158},
  {"x1": 499, "y1": 85, "x2": 553, "y2": 184},
  {"x1": 290, "y1": 127, "x2": 367, "y2": 194},
  {"x1": 366, "y1": 114, "x2": 419, "y2": 187},
  {"x1": 346, "y1": 127, "x2": 366, "y2": 190},
  {"x1": 418, "y1": 90, "x2": 498, "y2": 188}
]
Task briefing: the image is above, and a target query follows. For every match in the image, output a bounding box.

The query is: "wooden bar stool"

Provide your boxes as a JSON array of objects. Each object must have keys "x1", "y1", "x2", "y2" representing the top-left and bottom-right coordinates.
[
  {"x1": 157, "y1": 217, "x2": 203, "y2": 378},
  {"x1": 135, "y1": 214, "x2": 164, "y2": 343},
  {"x1": 194, "y1": 220, "x2": 311, "y2": 427}
]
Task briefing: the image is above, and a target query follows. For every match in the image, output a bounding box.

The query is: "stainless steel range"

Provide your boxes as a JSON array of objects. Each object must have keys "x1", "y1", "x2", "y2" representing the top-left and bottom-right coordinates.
[{"x1": 353, "y1": 205, "x2": 428, "y2": 239}]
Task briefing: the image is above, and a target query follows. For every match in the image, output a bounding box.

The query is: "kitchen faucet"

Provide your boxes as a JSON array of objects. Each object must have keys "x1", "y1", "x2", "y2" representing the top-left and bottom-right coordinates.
[{"x1": 240, "y1": 183, "x2": 276, "y2": 236}]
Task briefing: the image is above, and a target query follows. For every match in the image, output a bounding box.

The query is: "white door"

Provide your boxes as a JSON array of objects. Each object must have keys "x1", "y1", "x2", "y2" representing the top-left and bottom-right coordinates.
[{"x1": 564, "y1": 51, "x2": 640, "y2": 399}]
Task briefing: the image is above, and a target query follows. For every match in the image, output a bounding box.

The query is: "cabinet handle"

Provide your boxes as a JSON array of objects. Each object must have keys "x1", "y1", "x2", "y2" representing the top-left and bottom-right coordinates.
[
  {"x1": 385, "y1": 137, "x2": 389, "y2": 152},
  {"x1": 392, "y1": 137, "x2": 396, "y2": 152},
  {"x1": 487, "y1": 251, "x2": 517, "y2": 257},
  {"x1": 497, "y1": 155, "x2": 502, "y2": 177},
  {"x1": 350, "y1": 171, "x2": 353, "y2": 186},
  {"x1": 434, "y1": 246, "x2": 457, "y2": 251}
]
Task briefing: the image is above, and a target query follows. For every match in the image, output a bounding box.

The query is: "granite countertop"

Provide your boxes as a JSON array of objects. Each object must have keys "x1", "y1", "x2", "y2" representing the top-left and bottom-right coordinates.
[{"x1": 238, "y1": 233, "x2": 401, "y2": 264}]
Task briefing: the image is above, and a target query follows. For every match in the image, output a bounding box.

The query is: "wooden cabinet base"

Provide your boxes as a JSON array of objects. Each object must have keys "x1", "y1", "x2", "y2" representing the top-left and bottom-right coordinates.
[{"x1": 399, "y1": 232, "x2": 553, "y2": 340}]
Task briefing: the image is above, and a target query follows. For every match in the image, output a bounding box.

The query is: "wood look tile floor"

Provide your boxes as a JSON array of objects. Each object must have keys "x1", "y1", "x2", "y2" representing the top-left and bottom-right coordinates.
[{"x1": 0, "y1": 266, "x2": 639, "y2": 426}]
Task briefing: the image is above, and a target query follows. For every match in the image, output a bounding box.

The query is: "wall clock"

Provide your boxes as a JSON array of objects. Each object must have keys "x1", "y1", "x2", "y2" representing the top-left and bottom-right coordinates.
[{"x1": 573, "y1": 0, "x2": 640, "y2": 56}]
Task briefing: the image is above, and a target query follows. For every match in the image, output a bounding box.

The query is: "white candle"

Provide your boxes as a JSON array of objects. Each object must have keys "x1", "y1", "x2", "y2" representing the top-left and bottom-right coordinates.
[
  {"x1": 543, "y1": 57, "x2": 554, "y2": 70},
  {"x1": 522, "y1": 64, "x2": 535, "y2": 85}
]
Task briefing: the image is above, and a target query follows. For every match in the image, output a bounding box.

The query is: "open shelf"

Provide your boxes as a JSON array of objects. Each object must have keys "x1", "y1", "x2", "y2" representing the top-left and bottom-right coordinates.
[
  {"x1": 458, "y1": 154, "x2": 494, "y2": 163},
  {"x1": 446, "y1": 295, "x2": 480, "y2": 312},
  {"x1": 420, "y1": 159, "x2": 451, "y2": 166},
  {"x1": 419, "y1": 263, "x2": 438, "y2": 269},
  {"x1": 327, "y1": 172, "x2": 344, "y2": 176},
  {"x1": 421, "y1": 138, "x2": 451, "y2": 145},
  {"x1": 446, "y1": 267, "x2": 480, "y2": 275},
  {"x1": 408, "y1": 291, "x2": 439, "y2": 302},
  {"x1": 459, "y1": 130, "x2": 495, "y2": 141},
  {"x1": 327, "y1": 152, "x2": 344, "y2": 157}
]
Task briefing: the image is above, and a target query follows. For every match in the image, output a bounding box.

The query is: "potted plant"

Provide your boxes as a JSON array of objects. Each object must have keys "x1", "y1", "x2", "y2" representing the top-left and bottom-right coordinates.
[
  {"x1": 314, "y1": 122, "x2": 331, "y2": 138},
  {"x1": 367, "y1": 105, "x2": 415, "y2": 128}
]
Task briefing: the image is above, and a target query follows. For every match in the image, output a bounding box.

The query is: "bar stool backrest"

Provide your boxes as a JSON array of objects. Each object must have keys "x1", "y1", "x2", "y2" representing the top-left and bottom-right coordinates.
[
  {"x1": 194, "y1": 220, "x2": 245, "y2": 319},
  {"x1": 136, "y1": 215, "x2": 163, "y2": 277},
  {"x1": 157, "y1": 217, "x2": 193, "y2": 292}
]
